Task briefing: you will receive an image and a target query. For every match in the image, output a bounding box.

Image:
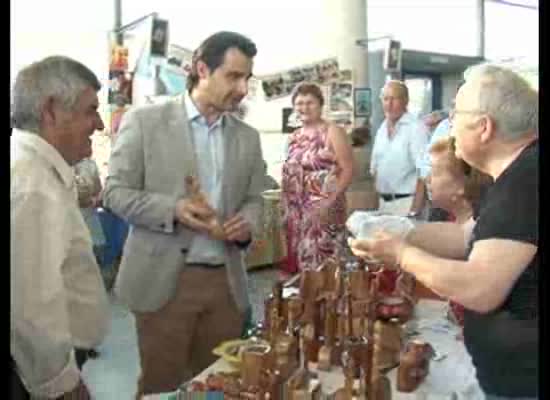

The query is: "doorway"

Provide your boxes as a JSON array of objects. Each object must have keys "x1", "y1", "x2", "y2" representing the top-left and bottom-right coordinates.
[{"x1": 403, "y1": 72, "x2": 442, "y2": 118}]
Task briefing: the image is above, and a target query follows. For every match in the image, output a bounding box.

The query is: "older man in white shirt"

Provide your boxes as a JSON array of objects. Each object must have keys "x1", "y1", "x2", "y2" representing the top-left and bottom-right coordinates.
[
  {"x1": 11, "y1": 56, "x2": 110, "y2": 399},
  {"x1": 370, "y1": 80, "x2": 429, "y2": 216}
]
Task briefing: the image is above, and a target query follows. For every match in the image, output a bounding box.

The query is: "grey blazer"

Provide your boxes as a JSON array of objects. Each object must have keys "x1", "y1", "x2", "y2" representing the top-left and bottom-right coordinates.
[{"x1": 103, "y1": 95, "x2": 265, "y2": 313}]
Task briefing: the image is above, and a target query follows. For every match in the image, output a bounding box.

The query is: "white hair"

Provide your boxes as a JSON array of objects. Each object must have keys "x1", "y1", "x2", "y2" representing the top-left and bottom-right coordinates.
[
  {"x1": 464, "y1": 64, "x2": 538, "y2": 141},
  {"x1": 11, "y1": 56, "x2": 101, "y2": 134}
]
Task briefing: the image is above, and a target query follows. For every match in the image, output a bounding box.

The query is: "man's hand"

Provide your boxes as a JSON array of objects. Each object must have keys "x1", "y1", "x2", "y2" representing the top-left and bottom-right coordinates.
[
  {"x1": 348, "y1": 231, "x2": 408, "y2": 267},
  {"x1": 175, "y1": 198, "x2": 217, "y2": 233},
  {"x1": 223, "y1": 214, "x2": 252, "y2": 243}
]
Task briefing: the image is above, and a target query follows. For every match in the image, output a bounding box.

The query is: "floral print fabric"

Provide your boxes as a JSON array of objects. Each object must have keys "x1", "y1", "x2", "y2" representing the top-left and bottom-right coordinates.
[{"x1": 281, "y1": 124, "x2": 346, "y2": 272}]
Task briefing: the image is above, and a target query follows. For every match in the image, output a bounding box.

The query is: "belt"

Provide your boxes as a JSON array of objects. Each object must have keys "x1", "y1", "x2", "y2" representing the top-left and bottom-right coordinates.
[
  {"x1": 186, "y1": 263, "x2": 225, "y2": 269},
  {"x1": 380, "y1": 193, "x2": 412, "y2": 202}
]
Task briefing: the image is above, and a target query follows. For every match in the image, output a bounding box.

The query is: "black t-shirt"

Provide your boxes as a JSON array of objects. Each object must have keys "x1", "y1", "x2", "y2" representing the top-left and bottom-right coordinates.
[{"x1": 464, "y1": 141, "x2": 538, "y2": 397}]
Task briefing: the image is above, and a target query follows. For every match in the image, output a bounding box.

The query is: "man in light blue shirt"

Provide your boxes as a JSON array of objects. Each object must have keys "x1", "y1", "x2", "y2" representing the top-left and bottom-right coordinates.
[
  {"x1": 184, "y1": 94, "x2": 227, "y2": 265},
  {"x1": 370, "y1": 80, "x2": 429, "y2": 216}
]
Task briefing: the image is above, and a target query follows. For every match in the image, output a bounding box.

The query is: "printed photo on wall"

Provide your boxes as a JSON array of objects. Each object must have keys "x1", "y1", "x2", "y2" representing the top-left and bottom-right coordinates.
[
  {"x1": 260, "y1": 58, "x2": 341, "y2": 101},
  {"x1": 384, "y1": 39, "x2": 402, "y2": 72},
  {"x1": 166, "y1": 44, "x2": 193, "y2": 75},
  {"x1": 353, "y1": 88, "x2": 372, "y2": 117},
  {"x1": 262, "y1": 75, "x2": 288, "y2": 100},
  {"x1": 150, "y1": 18, "x2": 169, "y2": 58},
  {"x1": 282, "y1": 107, "x2": 302, "y2": 133},
  {"x1": 329, "y1": 82, "x2": 353, "y2": 112},
  {"x1": 109, "y1": 45, "x2": 129, "y2": 72},
  {"x1": 329, "y1": 111, "x2": 353, "y2": 132},
  {"x1": 108, "y1": 70, "x2": 133, "y2": 105}
]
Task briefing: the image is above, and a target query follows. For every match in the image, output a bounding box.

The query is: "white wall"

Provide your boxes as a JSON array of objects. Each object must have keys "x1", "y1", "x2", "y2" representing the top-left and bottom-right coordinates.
[{"x1": 11, "y1": 0, "x2": 113, "y2": 116}]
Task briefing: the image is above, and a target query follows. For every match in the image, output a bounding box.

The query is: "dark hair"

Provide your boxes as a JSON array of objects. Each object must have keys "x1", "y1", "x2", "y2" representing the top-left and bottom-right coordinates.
[
  {"x1": 350, "y1": 126, "x2": 370, "y2": 147},
  {"x1": 291, "y1": 82, "x2": 324, "y2": 107},
  {"x1": 186, "y1": 31, "x2": 257, "y2": 91}
]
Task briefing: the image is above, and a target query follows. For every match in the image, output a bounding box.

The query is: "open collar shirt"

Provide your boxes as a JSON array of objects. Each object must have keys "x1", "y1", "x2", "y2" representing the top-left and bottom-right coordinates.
[
  {"x1": 184, "y1": 93, "x2": 227, "y2": 264},
  {"x1": 11, "y1": 129, "x2": 110, "y2": 398},
  {"x1": 370, "y1": 112, "x2": 429, "y2": 194}
]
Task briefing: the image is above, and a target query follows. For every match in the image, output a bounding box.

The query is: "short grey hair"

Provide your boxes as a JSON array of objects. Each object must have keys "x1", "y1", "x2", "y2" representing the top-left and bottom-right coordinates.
[
  {"x1": 11, "y1": 56, "x2": 101, "y2": 134},
  {"x1": 464, "y1": 64, "x2": 538, "y2": 141}
]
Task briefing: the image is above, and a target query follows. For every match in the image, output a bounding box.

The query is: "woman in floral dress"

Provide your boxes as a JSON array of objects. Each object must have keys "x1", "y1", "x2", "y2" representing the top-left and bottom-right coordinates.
[{"x1": 281, "y1": 83, "x2": 354, "y2": 274}]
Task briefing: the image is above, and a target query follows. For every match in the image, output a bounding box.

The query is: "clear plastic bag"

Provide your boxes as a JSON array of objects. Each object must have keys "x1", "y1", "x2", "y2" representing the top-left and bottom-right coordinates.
[{"x1": 346, "y1": 211, "x2": 415, "y2": 240}]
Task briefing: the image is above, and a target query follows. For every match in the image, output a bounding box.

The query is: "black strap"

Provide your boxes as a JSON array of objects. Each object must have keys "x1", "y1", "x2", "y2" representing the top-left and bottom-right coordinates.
[{"x1": 380, "y1": 193, "x2": 412, "y2": 202}]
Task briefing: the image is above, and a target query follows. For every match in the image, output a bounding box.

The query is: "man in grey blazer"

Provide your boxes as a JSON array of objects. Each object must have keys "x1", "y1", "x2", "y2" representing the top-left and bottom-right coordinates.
[{"x1": 103, "y1": 31, "x2": 264, "y2": 398}]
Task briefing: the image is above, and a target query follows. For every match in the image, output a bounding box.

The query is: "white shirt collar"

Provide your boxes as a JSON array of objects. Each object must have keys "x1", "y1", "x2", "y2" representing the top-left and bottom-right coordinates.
[
  {"x1": 183, "y1": 91, "x2": 224, "y2": 128},
  {"x1": 12, "y1": 128, "x2": 75, "y2": 189}
]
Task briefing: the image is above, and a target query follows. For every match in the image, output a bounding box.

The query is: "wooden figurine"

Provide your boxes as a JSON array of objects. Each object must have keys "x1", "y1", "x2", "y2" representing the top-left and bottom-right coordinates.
[
  {"x1": 184, "y1": 175, "x2": 225, "y2": 240},
  {"x1": 397, "y1": 340, "x2": 435, "y2": 392},
  {"x1": 317, "y1": 295, "x2": 337, "y2": 370},
  {"x1": 372, "y1": 319, "x2": 402, "y2": 371},
  {"x1": 265, "y1": 281, "x2": 285, "y2": 341},
  {"x1": 241, "y1": 342, "x2": 272, "y2": 389}
]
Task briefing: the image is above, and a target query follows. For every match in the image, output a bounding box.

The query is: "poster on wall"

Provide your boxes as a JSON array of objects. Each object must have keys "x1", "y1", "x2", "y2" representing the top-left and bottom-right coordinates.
[
  {"x1": 260, "y1": 57, "x2": 341, "y2": 101},
  {"x1": 329, "y1": 111, "x2": 353, "y2": 132},
  {"x1": 109, "y1": 45, "x2": 129, "y2": 72},
  {"x1": 384, "y1": 39, "x2": 402, "y2": 72},
  {"x1": 108, "y1": 41, "x2": 133, "y2": 106},
  {"x1": 108, "y1": 70, "x2": 133, "y2": 105},
  {"x1": 353, "y1": 88, "x2": 372, "y2": 117},
  {"x1": 150, "y1": 18, "x2": 169, "y2": 58},
  {"x1": 261, "y1": 74, "x2": 290, "y2": 101},
  {"x1": 282, "y1": 107, "x2": 302, "y2": 133},
  {"x1": 339, "y1": 69, "x2": 352, "y2": 82},
  {"x1": 329, "y1": 81, "x2": 353, "y2": 113},
  {"x1": 166, "y1": 44, "x2": 193, "y2": 75}
]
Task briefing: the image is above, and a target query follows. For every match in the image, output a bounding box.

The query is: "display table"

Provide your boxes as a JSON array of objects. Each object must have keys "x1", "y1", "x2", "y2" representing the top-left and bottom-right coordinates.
[
  {"x1": 145, "y1": 300, "x2": 484, "y2": 400},
  {"x1": 245, "y1": 190, "x2": 286, "y2": 269}
]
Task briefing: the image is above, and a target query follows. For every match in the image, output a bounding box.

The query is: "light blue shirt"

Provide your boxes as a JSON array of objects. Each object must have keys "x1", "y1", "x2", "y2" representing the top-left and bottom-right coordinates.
[
  {"x1": 418, "y1": 118, "x2": 451, "y2": 180},
  {"x1": 184, "y1": 93, "x2": 227, "y2": 264},
  {"x1": 370, "y1": 112, "x2": 429, "y2": 194}
]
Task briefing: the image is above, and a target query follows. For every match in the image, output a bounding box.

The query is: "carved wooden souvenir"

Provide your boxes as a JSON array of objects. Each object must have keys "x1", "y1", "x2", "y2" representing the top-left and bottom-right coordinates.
[
  {"x1": 376, "y1": 297, "x2": 414, "y2": 323},
  {"x1": 372, "y1": 319, "x2": 402, "y2": 371},
  {"x1": 317, "y1": 296, "x2": 337, "y2": 370},
  {"x1": 319, "y1": 258, "x2": 339, "y2": 294},
  {"x1": 397, "y1": 340, "x2": 435, "y2": 392},
  {"x1": 272, "y1": 329, "x2": 299, "y2": 380},
  {"x1": 184, "y1": 175, "x2": 225, "y2": 240},
  {"x1": 300, "y1": 270, "x2": 321, "y2": 324},
  {"x1": 349, "y1": 269, "x2": 370, "y2": 301},
  {"x1": 241, "y1": 343, "x2": 272, "y2": 388}
]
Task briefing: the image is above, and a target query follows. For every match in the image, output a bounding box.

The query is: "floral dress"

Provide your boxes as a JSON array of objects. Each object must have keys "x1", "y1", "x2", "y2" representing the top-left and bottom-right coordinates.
[{"x1": 281, "y1": 123, "x2": 347, "y2": 273}]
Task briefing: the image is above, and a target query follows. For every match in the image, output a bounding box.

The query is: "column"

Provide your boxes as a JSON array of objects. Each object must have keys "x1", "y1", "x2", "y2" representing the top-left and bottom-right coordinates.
[{"x1": 322, "y1": 0, "x2": 369, "y2": 127}]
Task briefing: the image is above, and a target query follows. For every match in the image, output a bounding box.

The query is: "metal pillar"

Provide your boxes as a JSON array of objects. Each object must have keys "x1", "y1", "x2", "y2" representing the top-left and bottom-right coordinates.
[
  {"x1": 476, "y1": 0, "x2": 485, "y2": 59},
  {"x1": 114, "y1": 0, "x2": 123, "y2": 45}
]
